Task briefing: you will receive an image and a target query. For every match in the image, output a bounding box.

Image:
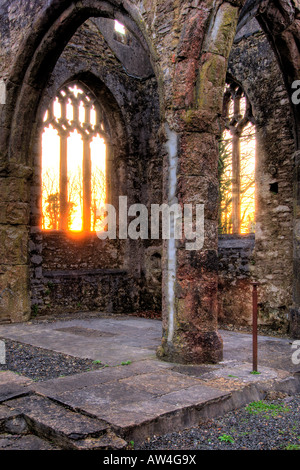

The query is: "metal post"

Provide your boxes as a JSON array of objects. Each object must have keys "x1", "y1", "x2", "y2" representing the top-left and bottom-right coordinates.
[{"x1": 251, "y1": 282, "x2": 258, "y2": 372}]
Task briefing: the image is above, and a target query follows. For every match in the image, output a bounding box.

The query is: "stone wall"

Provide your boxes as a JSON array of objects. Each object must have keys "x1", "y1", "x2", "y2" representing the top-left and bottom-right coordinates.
[
  {"x1": 29, "y1": 18, "x2": 162, "y2": 317},
  {"x1": 220, "y1": 18, "x2": 295, "y2": 333},
  {"x1": 218, "y1": 234, "x2": 255, "y2": 327}
]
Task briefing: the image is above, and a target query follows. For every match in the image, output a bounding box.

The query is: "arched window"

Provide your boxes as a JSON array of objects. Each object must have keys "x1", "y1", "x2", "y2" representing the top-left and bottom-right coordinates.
[
  {"x1": 219, "y1": 80, "x2": 256, "y2": 234},
  {"x1": 41, "y1": 83, "x2": 107, "y2": 232}
]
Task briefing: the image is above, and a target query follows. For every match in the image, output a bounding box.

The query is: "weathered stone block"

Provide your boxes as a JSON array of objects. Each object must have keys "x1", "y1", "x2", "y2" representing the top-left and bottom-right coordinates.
[
  {"x1": 180, "y1": 108, "x2": 221, "y2": 135},
  {"x1": 0, "y1": 177, "x2": 30, "y2": 203},
  {"x1": 176, "y1": 8, "x2": 210, "y2": 61},
  {"x1": 0, "y1": 265, "x2": 30, "y2": 323},
  {"x1": 177, "y1": 174, "x2": 218, "y2": 220},
  {"x1": 178, "y1": 132, "x2": 218, "y2": 176},
  {"x1": 203, "y1": 2, "x2": 239, "y2": 58},
  {"x1": 0, "y1": 203, "x2": 30, "y2": 225},
  {"x1": 0, "y1": 225, "x2": 28, "y2": 265},
  {"x1": 196, "y1": 52, "x2": 226, "y2": 114},
  {"x1": 173, "y1": 58, "x2": 198, "y2": 109}
]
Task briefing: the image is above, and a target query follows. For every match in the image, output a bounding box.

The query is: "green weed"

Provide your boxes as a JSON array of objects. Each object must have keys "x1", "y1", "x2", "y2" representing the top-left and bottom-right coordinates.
[
  {"x1": 285, "y1": 444, "x2": 300, "y2": 450},
  {"x1": 218, "y1": 434, "x2": 234, "y2": 443},
  {"x1": 245, "y1": 400, "x2": 289, "y2": 417}
]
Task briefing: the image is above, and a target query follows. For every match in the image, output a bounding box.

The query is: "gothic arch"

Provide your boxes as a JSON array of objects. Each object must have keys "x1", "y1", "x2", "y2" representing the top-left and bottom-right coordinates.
[
  {"x1": 240, "y1": 0, "x2": 300, "y2": 147},
  {"x1": 1, "y1": 0, "x2": 300, "y2": 353},
  {"x1": 3, "y1": 0, "x2": 161, "y2": 168}
]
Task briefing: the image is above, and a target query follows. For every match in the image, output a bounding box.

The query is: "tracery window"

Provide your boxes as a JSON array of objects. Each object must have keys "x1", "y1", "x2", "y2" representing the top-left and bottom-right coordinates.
[
  {"x1": 219, "y1": 81, "x2": 256, "y2": 234},
  {"x1": 41, "y1": 83, "x2": 107, "y2": 232}
]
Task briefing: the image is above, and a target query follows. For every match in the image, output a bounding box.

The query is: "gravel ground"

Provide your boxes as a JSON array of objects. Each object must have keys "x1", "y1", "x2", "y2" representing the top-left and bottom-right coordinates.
[
  {"x1": 136, "y1": 394, "x2": 300, "y2": 451},
  {"x1": 1, "y1": 330, "x2": 300, "y2": 451},
  {"x1": 0, "y1": 338, "x2": 104, "y2": 381}
]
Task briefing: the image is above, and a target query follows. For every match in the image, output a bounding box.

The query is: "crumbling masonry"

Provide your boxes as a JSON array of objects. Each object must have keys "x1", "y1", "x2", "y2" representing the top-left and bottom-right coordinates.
[{"x1": 0, "y1": 0, "x2": 300, "y2": 364}]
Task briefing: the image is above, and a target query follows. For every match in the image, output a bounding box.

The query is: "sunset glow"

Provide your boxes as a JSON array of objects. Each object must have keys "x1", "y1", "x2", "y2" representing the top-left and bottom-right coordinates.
[
  {"x1": 41, "y1": 85, "x2": 106, "y2": 232},
  {"x1": 219, "y1": 92, "x2": 256, "y2": 235},
  {"x1": 222, "y1": 125, "x2": 256, "y2": 234}
]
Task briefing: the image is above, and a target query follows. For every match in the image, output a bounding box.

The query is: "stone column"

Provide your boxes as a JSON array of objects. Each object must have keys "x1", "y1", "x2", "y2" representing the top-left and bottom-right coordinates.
[
  {"x1": 157, "y1": 1, "x2": 241, "y2": 363},
  {"x1": 157, "y1": 129, "x2": 223, "y2": 364},
  {"x1": 0, "y1": 165, "x2": 31, "y2": 323}
]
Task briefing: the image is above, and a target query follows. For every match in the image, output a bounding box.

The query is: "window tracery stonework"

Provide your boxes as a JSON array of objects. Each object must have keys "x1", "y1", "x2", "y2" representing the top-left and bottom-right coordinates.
[{"x1": 42, "y1": 84, "x2": 107, "y2": 232}]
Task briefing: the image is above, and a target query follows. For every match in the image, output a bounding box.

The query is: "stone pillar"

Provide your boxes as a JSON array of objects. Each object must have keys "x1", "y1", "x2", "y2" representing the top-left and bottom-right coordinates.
[
  {"x1": 157, "y1": 1, "x2": 241, "y2": 364},
  {"x1": 0, "y1": 166, "x2": 31, "y2": 323},
  {"x1": 157, "y1": 128, "x2": 223, "y2": 364}
]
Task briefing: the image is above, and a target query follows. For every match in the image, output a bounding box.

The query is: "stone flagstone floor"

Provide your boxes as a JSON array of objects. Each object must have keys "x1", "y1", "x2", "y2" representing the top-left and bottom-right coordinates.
[{"x1": 0, "y1": 315, "x2": 299, "y2": 449}]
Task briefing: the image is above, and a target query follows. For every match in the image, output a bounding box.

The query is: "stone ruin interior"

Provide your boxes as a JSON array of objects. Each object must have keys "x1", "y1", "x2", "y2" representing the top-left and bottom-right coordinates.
[{"x1": 0, "y1": 0, "x2": 300, "y2": 365}]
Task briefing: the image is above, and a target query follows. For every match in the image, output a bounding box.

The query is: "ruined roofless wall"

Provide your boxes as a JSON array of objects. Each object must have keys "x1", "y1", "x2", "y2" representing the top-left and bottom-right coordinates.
[{"x1": 218, "y1": 18, "x2": 295, "y2": 333}]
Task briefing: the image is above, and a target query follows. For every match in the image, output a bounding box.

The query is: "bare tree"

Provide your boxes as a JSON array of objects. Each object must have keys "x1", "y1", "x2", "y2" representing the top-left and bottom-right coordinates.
[
  {"x1": 42, "y1": 169, "x2": 60, "y2": 230},
  {"x1": 42, "y1": 164, "x2": 106, "y2": 231},
  {"x1": 219, "y1": 83, "x2": 256, "y2": 234},
  {"x1": 42, "y1": 167, "x2": 78, "y2": 230},
  {"x1": 91, "y1": 166, "x2": 106, "y2": 231}
]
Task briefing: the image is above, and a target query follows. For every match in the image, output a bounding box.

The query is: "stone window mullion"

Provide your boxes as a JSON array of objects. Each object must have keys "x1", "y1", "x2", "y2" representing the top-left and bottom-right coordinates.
[
  {"x1": 59, "y1": 131, "x2": 68, "y2": 231},
  {"x1": 82, "y1": 136, "x2": 92, "y2": 232},
  {"x1": 221, "y1": 81, "x2": 255, "y2": 235},
  {"x1": 42, "y1": 82, "x2": 108, "y2": 233}
]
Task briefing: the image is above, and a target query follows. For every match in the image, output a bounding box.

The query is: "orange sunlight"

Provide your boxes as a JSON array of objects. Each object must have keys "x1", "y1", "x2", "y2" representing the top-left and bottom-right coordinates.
[
  {"x1": 220, "y1": 93, "x2": 256, "y2": 235},
  {"x1": 41, "y1": 86, "x2": 106, "y2": 232}
]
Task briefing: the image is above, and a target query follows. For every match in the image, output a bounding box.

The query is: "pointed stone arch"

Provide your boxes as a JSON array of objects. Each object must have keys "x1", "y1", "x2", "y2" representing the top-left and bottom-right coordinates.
[
  {"x1": 1, "y1": 0, "x2": 300, "y2": 352},
  {"x1": 0, "y1": 0, "x2": 162, "y2": 324},
  {"x1": 3, "y1": 0, "x2": 161, "y2": 168}
]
